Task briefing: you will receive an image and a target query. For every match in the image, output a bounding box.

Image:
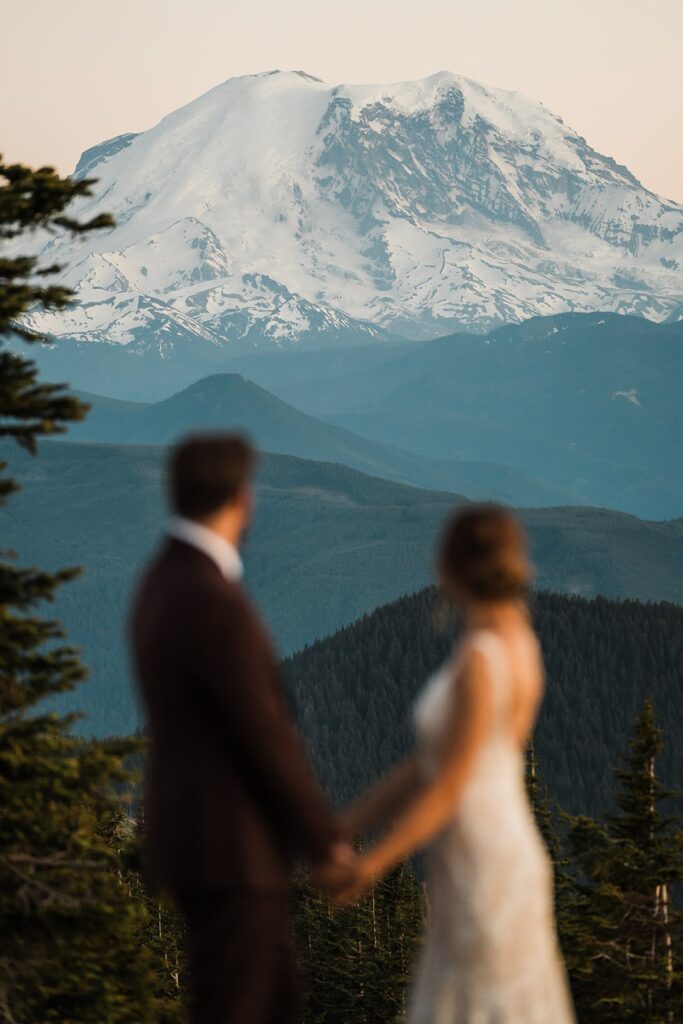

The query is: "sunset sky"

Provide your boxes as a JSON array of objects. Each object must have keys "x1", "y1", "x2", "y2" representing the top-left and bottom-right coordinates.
[{"x1": 3, "y1": 0, "x2": 682, "y2": 202}]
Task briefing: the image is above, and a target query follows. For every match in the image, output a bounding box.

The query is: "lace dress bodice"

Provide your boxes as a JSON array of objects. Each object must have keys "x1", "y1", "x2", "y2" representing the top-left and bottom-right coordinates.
[{"x1": 408, "y1": 630, "x2": 575, "y2": 1024}]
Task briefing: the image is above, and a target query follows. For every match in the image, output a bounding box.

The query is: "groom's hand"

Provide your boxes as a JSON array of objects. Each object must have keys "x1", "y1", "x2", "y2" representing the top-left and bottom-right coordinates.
[{"x1": 311, "y1": 841, "x2": 358, "y2": 897}]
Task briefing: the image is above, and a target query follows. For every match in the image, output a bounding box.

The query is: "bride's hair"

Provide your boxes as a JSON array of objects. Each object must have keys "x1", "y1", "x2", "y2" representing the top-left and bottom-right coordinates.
[{"x1": 438, "y1": 504, "x2": 531, "y2": 602}]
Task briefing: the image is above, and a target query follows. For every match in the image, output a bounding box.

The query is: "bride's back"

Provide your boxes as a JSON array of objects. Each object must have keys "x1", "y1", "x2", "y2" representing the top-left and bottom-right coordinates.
[
  {"x1": 415, "y1": 620, "x2": 542, "y2": 813},
  {"x1": 493, "y1": 619, "x2": 545, "y2": 748}
]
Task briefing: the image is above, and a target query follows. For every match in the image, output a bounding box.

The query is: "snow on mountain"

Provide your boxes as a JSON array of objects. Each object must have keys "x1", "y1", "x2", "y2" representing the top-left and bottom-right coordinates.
[{"x1": 24, "y1": 69, "x2": 683, "y2": 351}]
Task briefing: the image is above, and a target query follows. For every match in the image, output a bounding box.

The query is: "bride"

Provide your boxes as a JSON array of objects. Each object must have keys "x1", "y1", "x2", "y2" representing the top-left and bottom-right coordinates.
[{"x1": 334, "y1": 505, "x2": 575, "y2": 1023}]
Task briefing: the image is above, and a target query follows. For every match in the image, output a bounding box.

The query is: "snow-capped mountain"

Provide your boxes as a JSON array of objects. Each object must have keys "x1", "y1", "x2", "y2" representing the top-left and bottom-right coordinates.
[{"x1": 25, "y1": 69, "x2": 683, "y2": 351}]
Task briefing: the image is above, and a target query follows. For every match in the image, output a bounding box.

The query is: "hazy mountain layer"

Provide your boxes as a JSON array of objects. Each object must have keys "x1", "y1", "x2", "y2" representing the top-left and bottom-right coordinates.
[
  {"x1": 2, "y1": 440, "x2": 683, "y2": 735},
  {"x1": 264, "y1": 313, "x2": 683, "y2": 519},
  {"x1": 66, "y1": 373, "x2": 575, "y2": 508}
]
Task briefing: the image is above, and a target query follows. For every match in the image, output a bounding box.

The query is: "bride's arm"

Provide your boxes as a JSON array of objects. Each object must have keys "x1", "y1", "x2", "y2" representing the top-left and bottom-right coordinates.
[
  {"x1": 341, "y1": 756, "x2": 424, "y2": 837},
  {"x1": 346, "y1": 648, "x2": 493, "y2": 892}
]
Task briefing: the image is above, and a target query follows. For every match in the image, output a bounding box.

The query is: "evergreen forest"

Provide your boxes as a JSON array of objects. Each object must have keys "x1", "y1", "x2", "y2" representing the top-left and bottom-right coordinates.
[{"x1": 285, "y1": 588, "x2": 683, "y2": 820}]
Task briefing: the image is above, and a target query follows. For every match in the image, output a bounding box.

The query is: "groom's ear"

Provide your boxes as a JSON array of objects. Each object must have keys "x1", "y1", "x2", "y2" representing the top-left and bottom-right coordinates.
[
  {"x1": 236, "y1": 482, "x2": 255, "y2": 525},
  {"x1": 246, "y1": 483, "x2": 256, "y2": 520}
]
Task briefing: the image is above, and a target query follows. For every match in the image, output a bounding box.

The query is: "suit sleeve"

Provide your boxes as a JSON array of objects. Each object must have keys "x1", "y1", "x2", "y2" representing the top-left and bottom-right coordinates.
[{"x1": 190, "y1": 590, "x2": 340, "y2": 863}]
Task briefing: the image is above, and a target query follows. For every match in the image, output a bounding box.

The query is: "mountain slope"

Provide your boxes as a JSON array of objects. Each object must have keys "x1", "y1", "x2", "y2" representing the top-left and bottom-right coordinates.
[
  {"x1": 2, "y1": 440, "x2": 683, "y2": 735},
  {"x1": 67, "y1": 373, "x2": 574, "y2": 507},
  {"x1": 22, "y1": 70, "x2": 683, "y2": 355}
]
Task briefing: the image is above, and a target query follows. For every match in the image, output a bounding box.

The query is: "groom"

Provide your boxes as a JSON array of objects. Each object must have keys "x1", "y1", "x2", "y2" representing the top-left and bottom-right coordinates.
[{"x1": 130, "y1": 433, "x2": 353, "y2": 1024}]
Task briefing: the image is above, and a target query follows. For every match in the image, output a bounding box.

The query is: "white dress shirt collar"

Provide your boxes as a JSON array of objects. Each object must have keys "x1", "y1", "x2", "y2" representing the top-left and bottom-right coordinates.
[{"x1": 168, "y1": 516, "x2": 244, "y2": 582}]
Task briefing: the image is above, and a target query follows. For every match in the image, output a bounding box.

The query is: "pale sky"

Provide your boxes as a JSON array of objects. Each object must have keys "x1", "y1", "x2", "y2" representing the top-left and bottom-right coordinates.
[{"x1": 2, "y1": 0, "x2": 682, "y2": 202}]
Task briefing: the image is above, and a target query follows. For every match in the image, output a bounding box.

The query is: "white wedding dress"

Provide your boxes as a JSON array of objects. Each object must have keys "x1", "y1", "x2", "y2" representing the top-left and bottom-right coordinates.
[{"x1": 409, "y1": 629, "x2": 575, "y2": 1024}]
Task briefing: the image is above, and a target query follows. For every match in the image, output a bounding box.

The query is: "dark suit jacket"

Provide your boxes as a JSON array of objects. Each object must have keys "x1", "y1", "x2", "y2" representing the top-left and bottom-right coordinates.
[{"x1": 129, "y1": 538, "x2": 339, "y2": 894}]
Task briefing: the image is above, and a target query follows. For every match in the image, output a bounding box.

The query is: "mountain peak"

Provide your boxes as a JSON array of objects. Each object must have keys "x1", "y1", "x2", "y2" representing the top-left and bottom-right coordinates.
[
  {"x1": 168, "y1": 373, "x2": 257, "y2": 400},
  {"x1": 26, "y1": 70, "x2": 683, "y2": 353},
  {"x1": 229, "y1": 69, "x2": 324, "y2": 83},
  {"x1": 184, "y1": 372, "x2": 247, "y2": 388},
  {"x1": 293, "y1": 70, "x2": 325, "y2": 83}
]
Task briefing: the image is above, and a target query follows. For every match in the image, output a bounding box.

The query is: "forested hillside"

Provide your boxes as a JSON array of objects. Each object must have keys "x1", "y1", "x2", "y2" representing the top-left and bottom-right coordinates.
[{"x1": 285, "y1": 588, "x2": 683, "y2": 819}]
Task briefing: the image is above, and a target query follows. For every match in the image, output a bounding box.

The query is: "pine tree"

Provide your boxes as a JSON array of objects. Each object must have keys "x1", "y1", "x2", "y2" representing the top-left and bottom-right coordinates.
[
  {"x1": 129, "y1": 800, "x2": 186, "y2": 1006},
  {"x1": 562, "y1": 701, "x2": 683, "y2": 1023},
  {"x1": 371, "y1": 865, "x2": 424, "y2": 1021},
  {"x1": 0, "y1": 160, "x2": 176, "y2": 1022},
  {"x1": 526, "y1": 739, "x2": 560, "y2": 858},
  {"x1": 293, "y1": 863, "x2": 423, "y2": 1024},
  {"x1": 0, "y1": 159, "x2": 113, "y2": 463},
  {"x1": 526, "y1": 739, "x2": 577, "y2": 978},
  {"x1": 293, "y1": 873, "x2": 360, "y2": 1024}
]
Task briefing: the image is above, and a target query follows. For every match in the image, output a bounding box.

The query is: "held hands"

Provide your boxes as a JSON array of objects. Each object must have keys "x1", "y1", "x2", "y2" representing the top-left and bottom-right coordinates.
[
  {"x1": 311, "y1": 841, "x2": 357, "y2": 898},
  {"x1": 312, "y1": 841, "x2": 377, "y2": 906},
  {"x1": 332, "y1": 857, "x2": 376, "y2": 906}
]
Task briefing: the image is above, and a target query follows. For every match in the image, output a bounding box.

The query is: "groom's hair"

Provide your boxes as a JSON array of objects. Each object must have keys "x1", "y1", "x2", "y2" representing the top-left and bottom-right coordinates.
[{"x1": 169, "y1": 433, "x2": 256, "y2": 520}]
